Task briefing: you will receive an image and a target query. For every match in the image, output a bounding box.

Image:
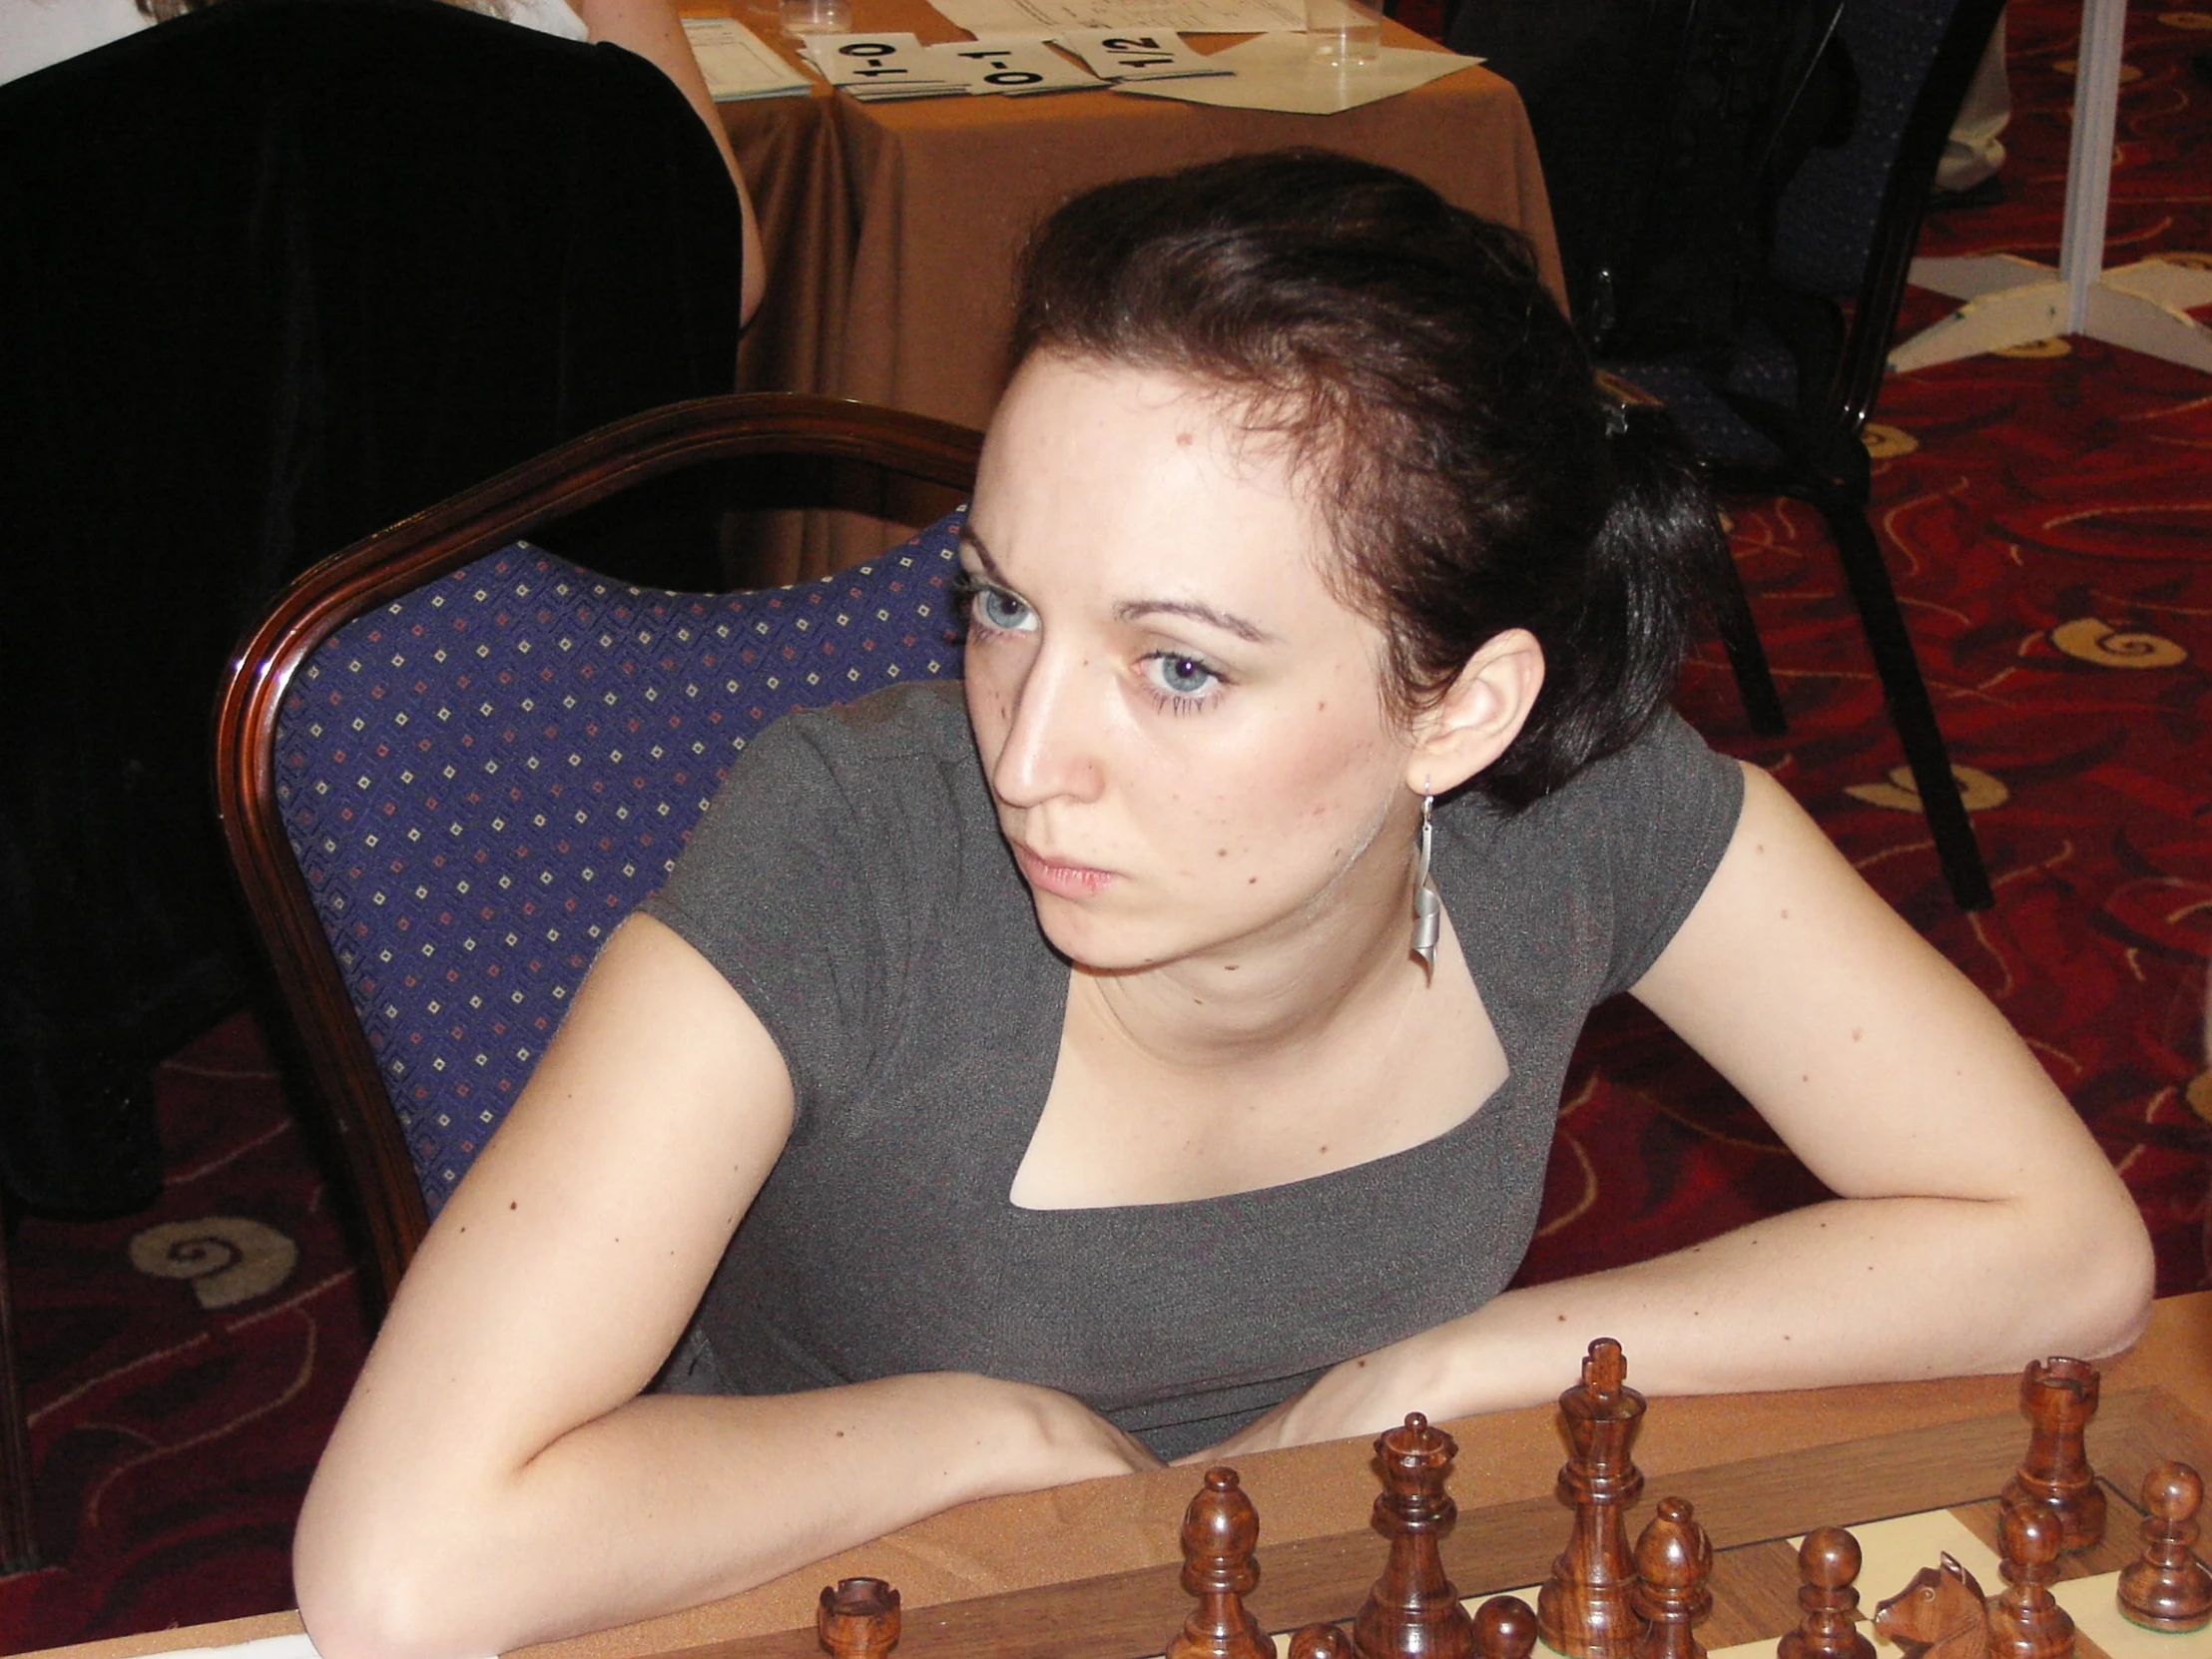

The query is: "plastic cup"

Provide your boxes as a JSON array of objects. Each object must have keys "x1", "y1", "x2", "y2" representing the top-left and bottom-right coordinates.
[
  {"x1": 781, "y1": 0, "x2": 851, "y2": 35},
  {"x1": 1306, "y1": 0, "x2": 1381, "y2": 65}
]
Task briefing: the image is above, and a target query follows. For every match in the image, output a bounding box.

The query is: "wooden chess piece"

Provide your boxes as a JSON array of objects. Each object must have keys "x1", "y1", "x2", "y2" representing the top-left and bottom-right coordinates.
[
  {"x1": 1778, "y1": 1527, "x2": 1876, "y2": 1659},
  {"x1": 1538, "y1": 1338, "x2": 1648, "y2": 1659},
  {"x1": 2116, "y1": 1460, "x2": 2212, "y2": 1632},
  {"x1": 1988, "y1": 1500, "x2": 2077, "y2": 1659},
  {"x1": 817, "y1": 1577, "x2": 901, "y2": 1659},
  {"x1": 1351, "y1": 1411, "x2": 1478, "y2": 1659},
  {"x1": 1474, "y1": 1597, "x2": 1539, "y2": 1659},
  {"x1": 1289, "y1": 1626, "x2": 1356, "y2": 1659},
  {"x1": 1998, "y1": 1357, "x2": 2105, "y2": 1552},
  {"x1": 1168, "y1": 1466, "x2": 1274, "y2": 1659},
  {"x1": 1874, "y1": 1553, "x2": 1991, "y2": 1659},
  {"x1": 1629, "y1": 1497, "x2": 1712, "y2": 1659}
]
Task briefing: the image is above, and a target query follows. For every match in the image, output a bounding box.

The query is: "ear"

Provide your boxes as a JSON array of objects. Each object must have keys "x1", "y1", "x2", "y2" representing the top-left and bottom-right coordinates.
[{"x1": 1402, "y1": 628, "x2": 1545, "y2": 796}]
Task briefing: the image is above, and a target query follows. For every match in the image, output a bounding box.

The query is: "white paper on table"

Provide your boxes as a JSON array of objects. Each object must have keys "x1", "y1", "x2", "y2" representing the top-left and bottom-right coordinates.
[
  {"x1": 800, "y1": 31, "x2": 967, "y2": 94},
  {"x1": 681, "y1": 16, "x2": 815, "y2": 100},
  {"x1": 1052, "y1": 28, "x2": 1230, "y2": 79},
  {"x1": 1112, "y1": 31, "x2": 1477, "y2": 113},
  {"x1": 928, "y1": 0, "x2": 1302, "y2": 41},
  {"x1": 926, "y1": 36, "x2": 1104, "y2": 91}
]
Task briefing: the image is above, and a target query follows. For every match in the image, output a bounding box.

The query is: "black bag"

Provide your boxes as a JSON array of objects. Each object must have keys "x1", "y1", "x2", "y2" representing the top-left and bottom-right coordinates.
[{"x1": 1448, "y1": 0, "x2": 1857, "y2": 359}]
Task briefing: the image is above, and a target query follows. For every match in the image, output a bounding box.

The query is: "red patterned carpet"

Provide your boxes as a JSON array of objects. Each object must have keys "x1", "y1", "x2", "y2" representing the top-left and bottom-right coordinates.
[{"x1": 4, "y1": 1, "x2": 2211, "y2": 1648}]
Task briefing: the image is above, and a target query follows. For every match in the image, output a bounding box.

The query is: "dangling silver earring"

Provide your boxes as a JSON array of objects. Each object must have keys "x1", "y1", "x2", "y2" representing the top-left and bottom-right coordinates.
[{"x1": 1411, "y1": 793, "x2": 1441, "y2": 977}]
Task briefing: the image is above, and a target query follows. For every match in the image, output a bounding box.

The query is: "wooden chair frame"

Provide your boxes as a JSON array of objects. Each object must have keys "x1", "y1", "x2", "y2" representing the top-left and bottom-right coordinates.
[{"x1": 214, "y1": 393, "x2": 983, "y2": 1310}]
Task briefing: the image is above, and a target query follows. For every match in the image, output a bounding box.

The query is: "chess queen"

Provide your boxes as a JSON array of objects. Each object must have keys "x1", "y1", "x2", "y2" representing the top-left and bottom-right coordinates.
[{"x1": 292, "y1": 152, "x2": 2153, "y2": 1659}]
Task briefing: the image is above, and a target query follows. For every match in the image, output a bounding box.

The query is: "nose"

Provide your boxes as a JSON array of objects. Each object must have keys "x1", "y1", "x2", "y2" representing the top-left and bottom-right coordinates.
[{"x1": 988, "y1": 642, "x2": 1106, "y2": 811}]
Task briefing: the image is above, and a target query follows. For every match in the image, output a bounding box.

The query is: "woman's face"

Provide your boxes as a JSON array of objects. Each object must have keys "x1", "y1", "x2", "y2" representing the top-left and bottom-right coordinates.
[{"x1": 961, "y1": 352, "x2": 1423, "y2": 973}]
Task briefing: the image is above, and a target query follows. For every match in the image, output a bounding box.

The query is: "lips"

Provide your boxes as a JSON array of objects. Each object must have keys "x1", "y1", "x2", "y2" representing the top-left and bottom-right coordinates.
[{"x1": 1011, "y1": 840, "x2": 1116, "y2": 899}]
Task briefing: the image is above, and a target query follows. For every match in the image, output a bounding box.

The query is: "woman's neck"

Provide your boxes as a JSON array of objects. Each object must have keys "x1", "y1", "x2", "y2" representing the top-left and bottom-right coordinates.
[{"x1": 1071, "y1": 827, "x2": 1431, "y2": 1077}]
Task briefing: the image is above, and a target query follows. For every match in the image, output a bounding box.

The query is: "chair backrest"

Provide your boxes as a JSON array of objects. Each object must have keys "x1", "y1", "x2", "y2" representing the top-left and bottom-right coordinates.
[
  {"x1": 1768, "y1": 0, "x2": 2006, "y2": 441},
  {"x1": 217, "y1": 394, "x2": 982, "y2": 1303},
  {"x1": 0, "y1": 0, "x2": 744, "y2": 1216}
]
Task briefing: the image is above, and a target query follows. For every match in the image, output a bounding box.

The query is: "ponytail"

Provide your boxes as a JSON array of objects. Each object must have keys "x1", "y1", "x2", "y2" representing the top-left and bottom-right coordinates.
[{"x1": 1481, "y1": 404, "x2": 1720, "y2": 809}]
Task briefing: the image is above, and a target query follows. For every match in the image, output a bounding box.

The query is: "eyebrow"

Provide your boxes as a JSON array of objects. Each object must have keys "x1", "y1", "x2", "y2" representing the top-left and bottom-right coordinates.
[
  {"x1": 1113, "y1": 599, "x2": 1276, "y2": 645},
  {"x1": 960, "y1": 528, "x2": 1277, "y2": 646},
  {"x1": 957, "y1": 526, "x2": 1006, "y2": 582}
]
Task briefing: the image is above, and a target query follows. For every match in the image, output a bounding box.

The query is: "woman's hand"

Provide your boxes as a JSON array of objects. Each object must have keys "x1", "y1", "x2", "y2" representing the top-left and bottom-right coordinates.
[{"x1": 1002, "y1": 1381, "x2": 1170, "y2": 1480}]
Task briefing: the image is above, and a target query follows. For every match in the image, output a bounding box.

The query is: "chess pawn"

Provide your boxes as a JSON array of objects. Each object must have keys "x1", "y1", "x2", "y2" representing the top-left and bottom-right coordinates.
[
  {"x1": 1168, "y1": 1467, "x2": 1273, "y2": 1659},
  {"x1": 2116, "y1": 1460, "x2": 2212, "y2": 1633},
  {"x1": 1351, "y1": 1412, "x2": 1478, "y2": 1659},
  {"x1": 1538, "y1": 1338, "x2": 1648, "y2": 1659},
  {"x1": 1288, "y1": 1626, "x2": 1355, "y2": 1659},
  {"x1": 1475, "y1": 1596, "x2": 1540, "y2": 1659},
  {"x1": 817, "y1": 1576, "x2": 901, "y2": 1659},
  {"x1": 1629, "y1": 1497, "x2": 1712, "y2": 1659},
  {"x1": 1998, "y1": 1357, "x2": 2105, "y2": 1552},
  {"x1": 1988, "y1": 1500, "x2": 2077, "y2": 1659},
  {"x1": 1777, "y1": 1527, "x2": 1875, "y2": 1659}
]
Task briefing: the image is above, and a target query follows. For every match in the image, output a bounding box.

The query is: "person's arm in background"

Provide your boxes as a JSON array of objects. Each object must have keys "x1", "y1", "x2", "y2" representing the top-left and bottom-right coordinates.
[{"x1": 577, "y1": 0, "x2": 767, "y2": 324}]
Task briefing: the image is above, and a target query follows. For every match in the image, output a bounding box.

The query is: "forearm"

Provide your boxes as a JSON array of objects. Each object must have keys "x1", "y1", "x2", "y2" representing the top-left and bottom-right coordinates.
[
  {"x1": 1236, "y1": 1188, "x2": 2151, "y2": 1454},
  {"x1": 296, "y1": 1370, "x2": 1120, "y2": 1659}
]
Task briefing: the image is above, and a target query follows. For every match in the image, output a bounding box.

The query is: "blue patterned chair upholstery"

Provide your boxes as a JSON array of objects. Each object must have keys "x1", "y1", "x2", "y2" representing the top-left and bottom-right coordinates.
[
  {"x1": 1602, "y1": 0, "x2": 2009, "y2": 910},
  {"x1": 279, "y1": 525, "x2": 964, "y2": 1216},
  {"x1": 218, "y1": 393, "x2": 982, "y2": 1304}
]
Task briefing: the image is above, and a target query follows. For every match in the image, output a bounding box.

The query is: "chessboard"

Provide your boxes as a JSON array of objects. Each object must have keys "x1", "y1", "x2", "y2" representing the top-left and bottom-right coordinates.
[{"x1": 701, "y1": 1361, "x2": 2212, "y2": 1659}]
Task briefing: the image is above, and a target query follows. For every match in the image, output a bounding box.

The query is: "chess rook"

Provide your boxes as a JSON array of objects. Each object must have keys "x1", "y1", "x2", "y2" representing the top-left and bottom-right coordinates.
[
  {"x1": 1167, "y1": 1467, "x2": 1273, "y2": 1659},
  {"x1": 2115, "y1": 1460, "x2": 2212, "y2": 1633},
  {"x1": 816, "y1": 1577, "x2": 901, "y2": 1659},
  {"x1": 1351, "y1": 1411, "x2": 1479, "y2": 1659},
  {"x1": 1777, "y1": 1527, "x2": 1875, "y2": 1659},
  {"x1": 1629, "y1": 1497, "x2": 1712, "y2": 1659},
  {"x1": 1998, "y1": 1357, "x2": 2105, "y2": 1552},
  {"x1": 1989, "y1": 1501, "x2": 2076, "y2": 1659},
  {"x1": 1538, "y1": 1339, "x2": 1649, "y2": 1659}
]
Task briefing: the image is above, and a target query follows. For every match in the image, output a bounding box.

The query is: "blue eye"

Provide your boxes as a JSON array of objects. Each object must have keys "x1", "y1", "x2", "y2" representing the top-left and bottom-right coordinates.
[
  {"x1": 1147, "y1": 652, "x2": 1219, "y2": 699},
  {"x1": 971, "y1": 585, "x2": 1036, "y2": 634}
]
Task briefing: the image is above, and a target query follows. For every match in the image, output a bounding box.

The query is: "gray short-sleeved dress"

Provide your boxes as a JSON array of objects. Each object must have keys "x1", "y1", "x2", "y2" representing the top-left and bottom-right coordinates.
[{"x1": 641, "y1": 681, "x2": 1743, "y2": 1458}]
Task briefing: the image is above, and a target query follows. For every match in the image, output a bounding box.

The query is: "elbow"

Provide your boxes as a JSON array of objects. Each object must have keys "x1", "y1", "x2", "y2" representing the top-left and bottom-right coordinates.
[
  {"x1": 294, "y1": 1483, "x2": 496, "y2": 1659},
  {"x1": 2066, "y1": 1205, "x2": 2156, "y2": 1361},
  {"x1": 2008, "y1": 1172, "x2": 2155, "y2": 1368}
]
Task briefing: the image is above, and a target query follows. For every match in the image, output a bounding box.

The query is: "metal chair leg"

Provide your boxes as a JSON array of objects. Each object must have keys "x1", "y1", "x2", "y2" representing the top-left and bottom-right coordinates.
[
  {"x1": 1818, "y1": 497, "x2": 1994, "y2": 911},
  {"x1": 0, "y1": 1209, "x2": 38, "y2": 1576},
  {"x1": 1709, "y1": 531, "x2": 1789, "y2": 737}
]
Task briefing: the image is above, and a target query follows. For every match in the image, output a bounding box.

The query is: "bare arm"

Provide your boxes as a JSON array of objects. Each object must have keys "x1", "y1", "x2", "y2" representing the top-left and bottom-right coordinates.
[
  {"x1": 1201, "y1": 766, "x2": 2153, "y2": 1455},
  {"x1": 575, "y1": 0, "x2": 767, "y2": 324},
  {"x1": 293, "y1": 914, "x2": 1156, "y2": 1659}
]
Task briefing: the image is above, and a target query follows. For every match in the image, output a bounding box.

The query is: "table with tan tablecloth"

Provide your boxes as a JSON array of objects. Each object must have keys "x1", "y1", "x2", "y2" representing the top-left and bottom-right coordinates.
[{"x1": 705, "y1": 0, "x2": 1562, "y2": 573}]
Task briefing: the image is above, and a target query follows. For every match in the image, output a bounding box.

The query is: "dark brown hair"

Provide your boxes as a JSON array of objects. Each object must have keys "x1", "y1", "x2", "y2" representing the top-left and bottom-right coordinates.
[{"x1": 1010, "y1": 150, "x2": 1722, "y2": 809}]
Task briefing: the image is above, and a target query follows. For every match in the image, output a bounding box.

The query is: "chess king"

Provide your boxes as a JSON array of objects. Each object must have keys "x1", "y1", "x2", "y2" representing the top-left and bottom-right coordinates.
[{"x1": 291, "y1": 151, "x2": 2154, "y2": 1659}]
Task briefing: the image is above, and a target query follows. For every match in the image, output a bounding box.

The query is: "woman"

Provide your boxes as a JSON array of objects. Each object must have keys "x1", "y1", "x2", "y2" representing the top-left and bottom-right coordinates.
[{"x1": 292, "y1": 152, "x2": 2150, "y2": 1659}]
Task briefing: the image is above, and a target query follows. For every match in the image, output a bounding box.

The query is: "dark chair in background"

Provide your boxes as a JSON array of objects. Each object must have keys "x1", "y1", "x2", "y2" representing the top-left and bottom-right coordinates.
[
  {"x1": 0, "y1": 0, "x2": 744, "y2": 1568},
  {"x1": 1602, "y1": 0, "x2": 2011, "y2": 911},
  {"x1": 0, "y1": 0, "x2": 745, "y2": 1221},
  {"x1": 215, "y1": 393, "x2": 981, "y2": 1304}
]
